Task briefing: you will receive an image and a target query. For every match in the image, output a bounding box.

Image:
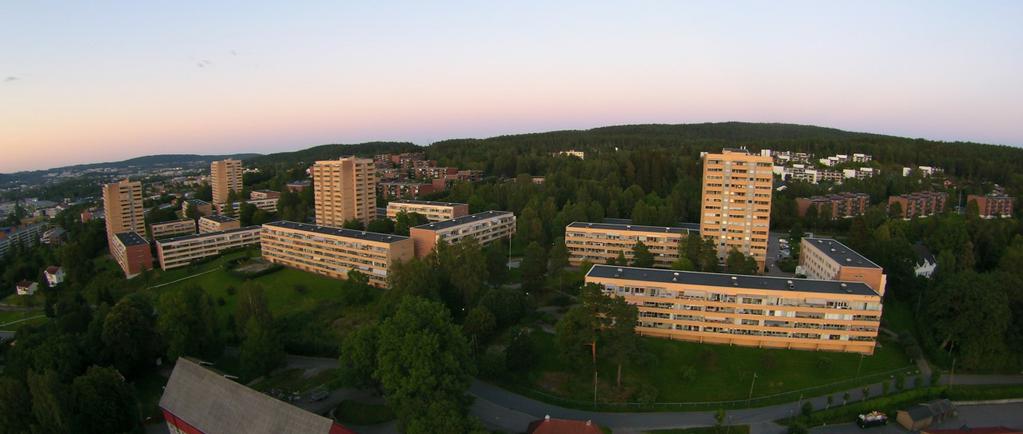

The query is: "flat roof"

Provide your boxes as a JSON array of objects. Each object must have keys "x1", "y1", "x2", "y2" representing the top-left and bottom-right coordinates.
[
  {"x1": 586, "y1": 265, "x2": 878, "y2": 296},
  {"x1": 158, "y1": 226, "x2": 261, "y2": 244},
  {"x1": 601, "y1": 218, "x2": 700, "y2": 231},
  {"x1": 413, "y1": 210, "x2": 513, "y2": 231},
  {"x1": 804, "y1": 237, "x2": 880, "y2": 269},
  {"x1": 568, "y1": 221, "x2": 697, "y2": 234},
  {"x1": 151, "y1": 218, "x2": 194, "y2": 226},
  {"x1": 201, "y1": 214, "x2": 238, "y2": 223},
  {"x1": 388, "y1": 199, "x2": 466, "y2": 207},
  {"x1": 186, "y1": 199, "x2": 210, "y2": 205},
  {"x1": 115, "y1": 231, "x2": 148, "y2": 246},
  {"x1": 263, "y1": 220, "x2": 409, "y2": 243}
]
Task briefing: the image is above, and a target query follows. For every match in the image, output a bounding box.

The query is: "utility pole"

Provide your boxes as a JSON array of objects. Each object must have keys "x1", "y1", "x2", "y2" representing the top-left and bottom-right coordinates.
[{"x1": 746, "y1": 372, "x2": 758, "y2": 408}]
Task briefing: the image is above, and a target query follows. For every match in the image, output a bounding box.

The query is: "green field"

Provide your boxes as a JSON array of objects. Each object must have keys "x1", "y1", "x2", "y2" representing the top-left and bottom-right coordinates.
[
  {"x1": 495, "y1": 331, "x2": 912, "y2": 409},
  {"x1": 0, "y1": 309, "x2": 47, "y2": 330},
  {"x1": 142, "y1": 250, "x2": 381, "y2": 355}
]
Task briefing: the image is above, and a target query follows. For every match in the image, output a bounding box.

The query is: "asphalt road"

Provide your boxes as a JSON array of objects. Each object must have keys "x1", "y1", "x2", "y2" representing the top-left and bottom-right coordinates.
[
  {"x1": 765, "y1": 231, "x2": 795, "y2": 277},
  {"x1": 809, "y1": 402, "x2": 1023, "y2": 433}
]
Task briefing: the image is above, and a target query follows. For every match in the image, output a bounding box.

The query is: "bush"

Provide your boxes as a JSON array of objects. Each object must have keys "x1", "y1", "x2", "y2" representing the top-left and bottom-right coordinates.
[
  {"x1": 634, "y1": 383, "x2": 658, "y2": 404},
  {"x1": 479, "y1": 349, "x2": 507, "y2": 378},
  {"x1": 505, "y1": 329, "x2": 536, "y2": 372}
]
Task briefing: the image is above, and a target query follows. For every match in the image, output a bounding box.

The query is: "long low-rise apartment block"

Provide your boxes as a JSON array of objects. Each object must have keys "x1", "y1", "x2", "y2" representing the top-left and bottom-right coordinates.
[
  {"x1": 799, "y1": 238, "x2": 887, "y2": 296},
  {"x1": 199, "y1": 214, "x2": 241, "y2": 233},
  {"x1": 385, "y1": 200, "x2": 470, "y2": 222},
  {"x1": 149, "y1": 219, "x2": 197, "y2": 239},
  {"x1": 888, "y1": 191, "x2": 946, "y2": 219},
  {"x1": 260, "y1": 221, "x2": 413, "y2": 287},
  {"x1": 796, "y1": 193, "x2": 870, "y2": 219},
  {"x1": 216, "y1": 198, "x2": 279, "y2": 214},
  {"x1": 112, "y1": 232, "x2": 153, "y2": 278},
  {"x1": 967, "y1": 193, "x2": 1014, "y2": 219},
  {"x1": 409, "y1": 210, "x2": 516, "y2": 258},
  {"x1": 156, "y1": 226, "x2": 261, "y2": 270},
  {"x1": 565, "y1": 222, "x2": 697, "y2": 267},
  {"x1": 585, "y1": 265, "x2": 883, "y2": 354}
]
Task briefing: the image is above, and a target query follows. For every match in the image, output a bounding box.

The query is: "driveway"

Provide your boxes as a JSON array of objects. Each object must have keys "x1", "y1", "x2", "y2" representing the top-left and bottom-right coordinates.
[
  {"x1": 765, "y1": 231, "x2": 794, "y2": 277},
  {"x1": 809, "y1": 402, "x2": 1023, "y2": 433}
]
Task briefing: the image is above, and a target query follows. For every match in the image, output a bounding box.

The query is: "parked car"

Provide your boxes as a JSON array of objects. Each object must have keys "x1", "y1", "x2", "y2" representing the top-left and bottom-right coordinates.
[{"x1": 857, "y1": 411, "x2": 888, "y2": 428}]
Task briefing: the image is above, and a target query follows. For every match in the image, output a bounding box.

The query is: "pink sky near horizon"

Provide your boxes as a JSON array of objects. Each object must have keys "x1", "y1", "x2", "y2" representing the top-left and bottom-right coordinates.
[{"x1": 2, "y1": 1, "x2": 1021, "y2": 173}]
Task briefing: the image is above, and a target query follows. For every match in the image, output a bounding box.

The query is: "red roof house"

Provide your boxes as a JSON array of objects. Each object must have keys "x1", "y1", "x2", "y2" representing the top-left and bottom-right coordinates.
[{"x1": 527, "y1": 415, "x2": 603, "y2": 434}]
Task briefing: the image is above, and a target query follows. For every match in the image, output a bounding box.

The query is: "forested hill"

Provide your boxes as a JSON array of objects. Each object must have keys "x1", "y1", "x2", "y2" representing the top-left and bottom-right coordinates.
[
  {"x1": 244, "y1": 141, "x2": 421, "y2": 166},
  {"x1": 1, "y1": 153, "x2": 261, "y2": 184},
  {"x1": 427, "y1": 122, "x2": 1023, "y2": 186}
]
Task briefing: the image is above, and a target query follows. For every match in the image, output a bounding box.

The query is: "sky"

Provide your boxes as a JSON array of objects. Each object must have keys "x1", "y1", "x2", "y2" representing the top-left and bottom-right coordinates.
[{"x1": 2, "y1": 1, "x2": 1022, "y2": 173}]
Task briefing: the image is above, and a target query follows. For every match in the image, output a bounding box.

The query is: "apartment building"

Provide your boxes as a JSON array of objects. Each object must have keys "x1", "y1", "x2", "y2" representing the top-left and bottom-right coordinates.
[
  {"x1": 377, "y1": 180, "x2": 444, "y2": 199},
  {"x1": 795, "y1": 193, "x2": 870, "y2": 219},
  {"x1": 215, "y1": 198, "x2": 279, "y2": 214},
  {"x1": 312, "y1": 157, "x2": 376, "y2": 226},
  {"x1": 103, "y1": 179, "x2": 145, "y2": 238},
  {"x1": 199, "y1": 215, "x2": 240, "y2": 233},
  {"x1": 182, "y1": 199, "x2": 213, "y2": 217},
  {"x1": 149, "y1": 219, "x2": 197, "y2": 239},
  {"x1": 111, "y1": 232, "x2": 153, "y2": 277},
  {"x1": 409, "y1": 211, "x2": 516, "y2": 258},
  {"x1": 565, "y1": 222, "x2": 696, "y2": 267},
  {"x1": 967, "y1": 194, "x2": 1014, "y2": 218},
  {"x1": 260, "y1": 221, "x2": 413, "y2": 287},
  {"x1": 0, "y1": 222, "x2": 47, "y2": 258},
  {"x1": 799, "y1": 238, "x2": 886, "y2": 296},
  {"x1": 385, "y1": 200, "x2": 470, "y2": 222},
  {"x1": 156, "y1": 226, "x2": 261, "y2": 270},
  {"x1": 888, "y1": 191, "x2": 947, "y2": 219},
  {"x1": 699, "y1": 149, "x2": 773, "y2": 270},
  {"x1": 286, "y1": 180, "x2": 311, "y2": 192},
  {"x1": 585, "y1": 265, "x2": 883, "y2": 354},
  {"x1": 413, "y1": 166, "x2": 457, "y2": 180},
  {"x1": 210, "y1": 159, "x2": 243, "y2": 204},
  {"x1": 249, "y1": 189, "x2": 281, "y2": 200}
]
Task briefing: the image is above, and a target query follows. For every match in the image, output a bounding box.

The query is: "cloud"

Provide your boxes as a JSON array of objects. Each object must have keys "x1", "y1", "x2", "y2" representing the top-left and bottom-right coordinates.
[{"x1": 4, "y1": 76, "x2": 18, "y2": 82}]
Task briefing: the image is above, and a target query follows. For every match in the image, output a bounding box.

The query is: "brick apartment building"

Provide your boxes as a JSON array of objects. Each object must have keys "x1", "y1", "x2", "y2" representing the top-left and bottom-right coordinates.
[
  {"x1": 887, "y1": 191, "x2": 947, "y2": 218},
  {"x1": 967, "y1": 194, "x2": 1014, "y2": 218},
  {"x1": 795, "y1": 193, "x2": 870, "y2": 219}
]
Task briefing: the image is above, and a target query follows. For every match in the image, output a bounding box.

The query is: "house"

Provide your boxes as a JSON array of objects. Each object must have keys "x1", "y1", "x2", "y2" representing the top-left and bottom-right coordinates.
[
  {"x1": 913, "y1": 242, "x2": 937, "y2": 278},
  {"x1": 44, "y1": 266, "x2": 64, "y2": 287},
  {"x1": 896, "y1": 399, "x2": 956, "y2": 431},
  {"x1": 527, "y1": 415, "x2": 603, "y2": 434},
  {"x1": 923, "y1": 427, "x2": 1022, "y2": 434},
  {"x1": 160, "y1": 358, "x2": 357, "y2": 434},
  {"x1": 16, "y1": 280, "x2": 38, "y2": 296}
]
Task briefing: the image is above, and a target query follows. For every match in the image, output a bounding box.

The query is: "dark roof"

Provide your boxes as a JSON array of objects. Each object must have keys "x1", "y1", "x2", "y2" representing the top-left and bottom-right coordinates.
[
  {"x1": 114, "y1": 232, "x2": 148, "y2": 247},
  {"x1": 388, "y1": 199, "x2": 466, "y2": 207},
  {"x1": 569, "y1": 221, "x2": 697, "y2": 234},
  {"x1": 158, "y1": 226, "x2": 261, "y2": 244},
  {"x1": 45, "y1": 266, "x2": 61, "y2": 274},
  {"x1": 201, "y1": 214, "x2": 238, "y2": 223},
  {"x1": 151, "y1": 218, "x2": 194, "y2": 227},
  {"x1": 804, "y1": 238, "x2": 880, "y2": 269},
  {"x1": 414, "y1": 210, "x2": 514, "y2": 231},
  {"x1": 186, "y1": 199, "x2": 210, "y2": 205},
  {"x1": 286, "y1": 179, "x2": 311, "y2": 185},
  {"x1": 801, "y1": 192, "x2": 870, "y2": 201},
  {"x1": 263, "y1": 220, "x2": 409, "y2": 243},
  {"x1": 16, "y1": 280, "x2": 34, "y2": 288},
  {"x1": 159, "y1": 358, "x2": 355, "y2": 434},
  {"x1": 587, "y1": 265, "x2": 878, "y2": 296},
  {"x1": 601, "y1": 218, "x2": 700, "y2": 231}
]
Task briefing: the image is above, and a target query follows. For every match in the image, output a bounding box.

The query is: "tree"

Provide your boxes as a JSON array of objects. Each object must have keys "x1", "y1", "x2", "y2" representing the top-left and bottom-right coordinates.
[
  {"x1": 520, "y1": 241, "x2": 547, "y2": 292},
  {"x1": 394, "y1": 211, "x2": 427, "y2": 236},
  {"x1": 925, "y1": 272, "x2": 1012, "y2": 369},
  {"x1": 484, "y1": 241, "x2": 507, "y2": 285},
  {"x1": 462, "y1": 306, "x2": 497, "y2": 344},
  {"x1": 27, "y1": 369, "x2": 69, "y2": 434},
  {"x1": 614, "y1": 251, "x2": 628, "y2": 266},
  {"x1": 388, "y1": 257, "x2": 442, "y2": 302},
  {"x1": 367, "y1": 218, "x2": 395, "y2": 234},
  {"x1": 698, "y1": 238, "x2": 720, "y2": 272},
  {"x1": 547, "y1": 237, "x2": 569, "y2": 274},
  {"x1": 235, "y1": 282, "x2": 273, "y2": 338},
  {"x1": 888, "y1": 201, "x2": 904, "y2": 219},
  {"x1": 801, "y1": 401, "x2": 813, "y2": 418},
  {"x1": 343, "y1": 219, "x2": 366, "y2": 230},
  {"x1": 239, "y1": 317, "x2": 285, "y2": 380},
  {"x1": 158, "y1": 285, "x2": 221, "y2": 361},
  {"x1": 714, "y1": 408, "x2": 726, "y2": 431},
  {"x1": 671, "y1": 256, "x2": 695, "y2": 271},
  {"x1": 375, "y1": 297, "x2": 474, "y2": 431},
  {"x1": 69, "y1": 366, "x2": 141, "y2": 434},
  {"x1": 683, "y1": 235, "x2": 702, "y2": 265},
  {"x1": 605, "y1": 292, "x2": 639, "y2": 387},
  {"x1": 0, "y1": 378, "x2": 32, "y2": 434},
  {"x1": 504, "y1": 328, "x2": 536, "y2": 372},
  {"x1": 338, "y1": 325, "x2": 380, "y2": 391},
  {"x1": 437, "y1": 238, "x2": 489, "y2": 309},
  {"x1": 631, "y1": 241, "x2": 654, "y2": 268},
  {"x1": 102, "y1": 295, "x2": 160, "y2": 378}
]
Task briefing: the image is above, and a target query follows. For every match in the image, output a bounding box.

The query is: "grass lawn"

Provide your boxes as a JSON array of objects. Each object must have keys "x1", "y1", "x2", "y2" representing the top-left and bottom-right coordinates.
[
  {"x1": 0, "y1": 309, "x2": 47, "y2": 330},
  {"x1": 334, "y1": 400, "x2": 395, "y2": 425},
  {"x1": 880, "y1": 298, "x2": 916, "y2": 337},
  {"x1": 494, "y1": 331, "x2": 911, "y2": 409},
  {"x1": 646, "y1": 427, "x2": 750, "y2": 434},
  {"x1": 0, "y1": 292, "x2": 44, "y2": 308},
  {"x1": 141, "y1": 249, "x2": 383, "y2": 356}
]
